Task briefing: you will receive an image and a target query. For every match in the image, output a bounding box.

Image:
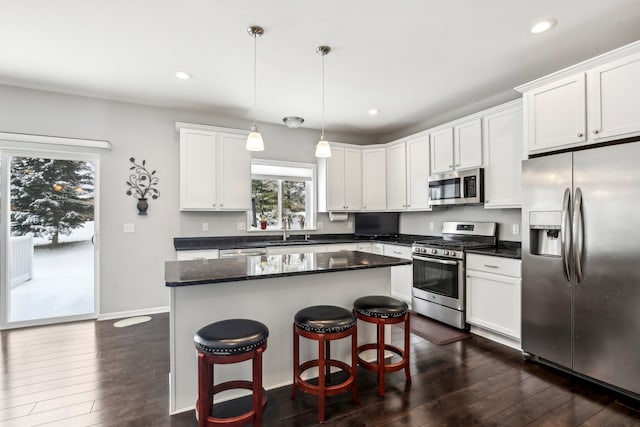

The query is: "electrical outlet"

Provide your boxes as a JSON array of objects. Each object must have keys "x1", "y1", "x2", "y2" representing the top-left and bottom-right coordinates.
[
  {"x1": 317, "y1": 221, "x2": 324, "y2": 230},
  {"x1": 237, "y1": 222, "x2": 245, "y2": 231},
  {"x1": 124, "y1": 223, "x2": 135, "y2": 233},
  {"x1": 429, "y1": 222, "x2": 434, "y2": 231},
  {"x1": 202, "y1": 222, "x2": 208, "y2": 231},
  {"x1": 347, "y1": 221, "x2": 353, "y2": 229},
  {"x1": 513, "y1": 224, "x2": 520, "y2": 235}
]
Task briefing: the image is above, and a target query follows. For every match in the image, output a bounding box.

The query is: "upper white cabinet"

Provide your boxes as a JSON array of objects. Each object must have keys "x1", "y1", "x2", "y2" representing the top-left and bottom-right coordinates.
[
  {"x1": 362, "y1": 147, "x2": 387, "y2": 211},
  {"x1": 430, "y1": 118, "x2": 482, "y2": 174},
  {"x1": 588, "y1": 52, "x2": 640, "y2": 141},
  {"x1": 483, "y1": 101, "x2": 524, "y2": 208},
  {"x1": 524, "y1": 73, "x2": 587, "y2": 153},
  {"x1": 318, "y1": 144, "x2": 362, "y2": 212},
  {"x1": 178, "y1": 124, "x2": 251, "y2": 211},
  {"x1": 518, "y1": 43, "x2": 640, "y2": 154},
  {"x1": 386, "y1": 135, "x2": 430, "y2": 211}
]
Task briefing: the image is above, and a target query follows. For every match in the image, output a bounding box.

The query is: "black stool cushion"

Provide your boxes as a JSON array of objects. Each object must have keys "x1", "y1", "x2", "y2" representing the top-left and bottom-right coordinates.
[
  {"x1": 354, "y1": 295, "x2": 409, "y2": 318},
  {"x1": 294, "y1": 305, "x2": 356, "y2": 333},
  {"x1": 194, "y1": 319, "x2": 269, "y2": 355}
]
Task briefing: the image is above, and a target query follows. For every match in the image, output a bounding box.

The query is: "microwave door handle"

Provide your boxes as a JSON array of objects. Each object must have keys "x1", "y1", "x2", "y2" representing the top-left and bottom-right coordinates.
[
  {"x1": 561, "y1": 188, "x2": 571, "y2": 281},
  {"x1": 412, "y1": 255, "x2": 458, "y2": 266},
  {"x1": 573, "y1": 187, "x2": 584, "y2": 283}
]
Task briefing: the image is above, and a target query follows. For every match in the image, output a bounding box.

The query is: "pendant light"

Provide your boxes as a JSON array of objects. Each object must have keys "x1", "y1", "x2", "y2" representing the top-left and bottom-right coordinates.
[
  {"x1": 246, "y1": 25, "x2": 265, "y2": 151},
  {"x1": 315, "y1": 45, "x2": 332, "y2": 158}
]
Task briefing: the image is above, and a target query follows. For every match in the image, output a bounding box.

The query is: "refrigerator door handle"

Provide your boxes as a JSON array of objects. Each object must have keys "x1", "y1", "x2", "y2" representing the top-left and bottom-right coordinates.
[
  {"x1": 561, "y1": 188, "x2": 571, "y2": 281},
  {"x1": 573, "y1": 187, "x2": 584, "y2": 283}
]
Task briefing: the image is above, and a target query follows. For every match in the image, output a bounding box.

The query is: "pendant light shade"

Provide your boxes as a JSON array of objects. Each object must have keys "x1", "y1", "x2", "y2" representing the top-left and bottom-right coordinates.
[
  {"x1": 315, "y1": 45, "x2": 332, "y2": 158},
  {"x1": 246, "y1": 26, "x2": 265, "y2": 151}
]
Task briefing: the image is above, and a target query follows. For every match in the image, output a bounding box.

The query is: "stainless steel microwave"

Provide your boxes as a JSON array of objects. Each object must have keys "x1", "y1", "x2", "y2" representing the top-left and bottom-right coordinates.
[{"x1": 428, "y1": 168, "x2": 484, "y2": 206}]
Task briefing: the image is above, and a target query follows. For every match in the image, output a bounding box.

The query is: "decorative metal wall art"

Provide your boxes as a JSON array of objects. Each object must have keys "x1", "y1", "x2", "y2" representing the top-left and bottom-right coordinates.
[{"x1": 126, "y1": 157, "x2": 159, "y2": 215}]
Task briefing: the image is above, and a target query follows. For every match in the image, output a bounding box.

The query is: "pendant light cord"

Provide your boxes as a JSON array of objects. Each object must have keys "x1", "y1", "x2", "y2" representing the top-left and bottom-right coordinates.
[
  {"x1": 320, "y1": 52, "x2": 325, "y2": 139},
  {"x1": 253, "y1": 33, "x2": 257, "y2": 127}
]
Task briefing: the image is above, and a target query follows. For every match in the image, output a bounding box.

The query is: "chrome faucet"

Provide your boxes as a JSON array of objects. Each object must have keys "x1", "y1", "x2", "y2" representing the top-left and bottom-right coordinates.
[{"x1": 282, "y1": 213, "x2": 289, "y2": 241}]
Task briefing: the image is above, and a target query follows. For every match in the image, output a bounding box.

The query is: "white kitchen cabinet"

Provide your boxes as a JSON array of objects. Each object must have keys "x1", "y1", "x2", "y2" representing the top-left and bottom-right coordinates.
[
  {"x1": 383, "y1": 244, "x2": 412, "y2": 307},
  {"x1": 327, "y1": 243, "x2": 358, "y2": 252},
  {"x1": 362, "y1": 148, "x2": 386, "y2": 211},
  {"x1": 519, "y1": 47, "x2": 640, "y2": 155},
  {"x1": 466, "y1": 254, "x2": 521, "y2": 341},
  {"x1": 386, "y1": 135, "x2": 430, "y2": 211},
  {"x1": 483, "y1": 101, "x2": 524, "y2": 208},
  {"x1": 588, "y1": 52, "x2": 640, "y2": 141},
  {"x1": 178, "y1": 125, "x2": 251, "y2": 211},
  {"x1": 385, "y1": 142, "x2": 407, "y2": 210},
  {"x1": 525, "y1": 73, "x2": 587, "y2": 153},
  {"x1": 318, "y1": 144, "x2": 362, "y2": 212},
  {"x1": 356, "y1": 243, "x2": 373, "y2": 253},
  {"x1": 430, "y1": 119, "x2": 482, "y2": 174},
  {"x1": 176, "y1": 249, "x2": 219, "y2": 260},
  {"x1": 371, "y1": 243, "x2": 384, "y2": 255}
]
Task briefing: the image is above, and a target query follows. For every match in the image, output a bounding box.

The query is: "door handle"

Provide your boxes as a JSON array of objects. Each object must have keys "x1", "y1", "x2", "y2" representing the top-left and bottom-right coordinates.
[
  {"x1": 561, "y1": 188, "x2": 571, "y2": 281},
  {"x1": 573, "y1": 187, "x2": 584, "y2": 283}
]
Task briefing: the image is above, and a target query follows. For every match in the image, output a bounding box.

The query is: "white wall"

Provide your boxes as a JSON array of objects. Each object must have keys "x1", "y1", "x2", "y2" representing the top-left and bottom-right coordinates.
[
  {"x1": 0, "y1": 84, "x2": 372, "y2": 316},
  {"x1": 400, "y1": 206, "x2": 522, "y2": 242}
]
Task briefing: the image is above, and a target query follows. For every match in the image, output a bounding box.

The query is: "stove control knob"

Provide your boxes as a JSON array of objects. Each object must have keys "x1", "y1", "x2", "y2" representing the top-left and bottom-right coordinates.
[
  {"x1": 444, "y1": 251, "x2": 450, "y2": 256},
  {"x1": 431, "y1": 249, "x2": 437, "y2": 254}
]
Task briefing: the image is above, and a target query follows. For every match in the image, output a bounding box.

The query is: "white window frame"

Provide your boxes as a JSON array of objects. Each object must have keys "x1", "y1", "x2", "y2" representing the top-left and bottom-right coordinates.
[{"x1": 247, "y1": 159, "x2": 317, "y2": 232}]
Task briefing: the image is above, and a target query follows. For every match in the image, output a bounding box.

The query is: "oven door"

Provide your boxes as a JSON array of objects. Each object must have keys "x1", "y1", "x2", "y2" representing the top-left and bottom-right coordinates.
[{"x1": 412, "y1": 254, "x2": 464, "y2": 310}]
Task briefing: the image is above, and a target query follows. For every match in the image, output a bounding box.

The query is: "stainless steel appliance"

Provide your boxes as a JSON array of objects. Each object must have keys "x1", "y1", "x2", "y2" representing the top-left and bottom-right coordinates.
[
  {"x1": 428, "y1": 168, "x2": 484, "y2": 206},
  {"x1": 522, "y1": 141, "x2": 640, "y2": 396},
  {"x1": 412, "y1": 221, "x2": 496, "y2": 329}
]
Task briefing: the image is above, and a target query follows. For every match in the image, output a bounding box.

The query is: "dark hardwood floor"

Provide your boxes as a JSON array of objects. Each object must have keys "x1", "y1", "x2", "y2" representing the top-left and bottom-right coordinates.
[{"x1": 1, "y1": 313, "x2": 639, "y2": 426}]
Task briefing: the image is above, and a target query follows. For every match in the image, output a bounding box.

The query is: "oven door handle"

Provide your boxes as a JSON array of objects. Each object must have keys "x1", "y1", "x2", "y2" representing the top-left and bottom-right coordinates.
[{"x1": 412, "y1": 255, "x2": 459, "y2": 265}]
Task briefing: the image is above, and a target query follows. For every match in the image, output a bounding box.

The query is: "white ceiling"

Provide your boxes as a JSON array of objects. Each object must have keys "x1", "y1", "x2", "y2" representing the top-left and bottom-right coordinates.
[{"x1": 1, "y1": 1, "x2": 640, "y2": 139}]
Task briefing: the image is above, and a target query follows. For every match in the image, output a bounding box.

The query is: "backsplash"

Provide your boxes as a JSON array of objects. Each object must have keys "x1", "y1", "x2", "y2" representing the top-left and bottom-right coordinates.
[{"x1": 400, "y1": 206, "x2": 522, "y2": 241}]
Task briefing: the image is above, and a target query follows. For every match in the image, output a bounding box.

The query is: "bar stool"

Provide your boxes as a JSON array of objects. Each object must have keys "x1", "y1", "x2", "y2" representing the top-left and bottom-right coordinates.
[
  {"x1": 291, "y1": 305, "x2": 359, "y2": 423},
  {"x1": 353, "y1": 295, "x2": 411, "y2": 396},
  {"x1": 194, "y1": 319, "x2": 269, "y2": 427}
]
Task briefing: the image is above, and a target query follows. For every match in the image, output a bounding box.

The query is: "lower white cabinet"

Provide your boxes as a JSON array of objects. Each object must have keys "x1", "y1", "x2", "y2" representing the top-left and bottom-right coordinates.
[
  {"x1": 176, "y1": 249, "x2": 220, "y2": 260},
  {"x1": 466, "y1": 254, "x2": 521, "y2": 340},
  {"x1": 383, "y1": 244, "x2": 412, "y2": 308},
  {"x1": 266, "y1": 245, "x2": 328, "y2": 255}
]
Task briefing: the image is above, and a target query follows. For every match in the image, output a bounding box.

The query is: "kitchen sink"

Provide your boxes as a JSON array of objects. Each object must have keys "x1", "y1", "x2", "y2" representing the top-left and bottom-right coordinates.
[{"x1": 265, "y1": 240, "x2": 317, "y2": 245}]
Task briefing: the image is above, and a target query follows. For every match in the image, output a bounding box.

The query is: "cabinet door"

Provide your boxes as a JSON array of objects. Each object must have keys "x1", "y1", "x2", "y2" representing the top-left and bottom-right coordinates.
[
  {"x1": 344, "y1": 148, "x2": 362, "y2": 211},
  {"x1": 384, "y1": 244, "x2": 412, "y2": 306},
  {"x1": 466, "y1": 269, "x2": 521, "y2": 339},
  {"x1": 483, "y1": 105, "x2": 523, "y2": 208},
  {"x1": 589, "y1": 52, "x2": 640, "y2": 141},
  {"x1": 325, "y1": 147, "x2": 346, "y2": 211},
  {"x1": 386, "y1": 142, "x2": 407, "y2": 210},
  {"x1": 526, "y1": 73, "x2": 587, "y2": 153},
  {"x1": 454, "y1": 118, "x2": 482, "y2": 170},
  {"x1": 362, "y1": 148, "x2": 386, "y2": 211},
  {"x1": 406, "y1": 135, "x2": 430, "y2": 210},
  {"x1": 430, "y1": 128, "x2": 454, "y2": 174},
  {"x1": 176, "y1": 250, "x2": 220, "y2": 260},
  {"x1": 218, "y1": 133, "x2": 251, "y2": 210},
  {"x1": 179, "y1": 128, "x2": 217, "y2": 210}
]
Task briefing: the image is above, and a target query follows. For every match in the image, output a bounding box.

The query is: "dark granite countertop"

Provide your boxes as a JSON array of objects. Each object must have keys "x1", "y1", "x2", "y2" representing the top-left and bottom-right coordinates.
[
  {"x1": 165, "y1": 250, "x2": 412, "y2": 287},
  {"x1": 173, "y1": 233, "x2": 427, "y2": 251},
  {"x1": 466, "y1": 241, "x2": 522, "y2": 260}
]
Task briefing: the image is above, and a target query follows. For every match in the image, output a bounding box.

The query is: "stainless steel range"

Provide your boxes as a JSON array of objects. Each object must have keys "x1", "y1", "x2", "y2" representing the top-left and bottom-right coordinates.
[{"x1": 412, "y1": 221, "x2": 497, "y2": 329}]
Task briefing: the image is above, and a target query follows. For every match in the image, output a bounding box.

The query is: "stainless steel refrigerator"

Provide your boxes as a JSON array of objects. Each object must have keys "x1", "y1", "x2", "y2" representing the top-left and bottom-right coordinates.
[{"x1": 522, "y1": 140, "x2": 640, "y2": 396}]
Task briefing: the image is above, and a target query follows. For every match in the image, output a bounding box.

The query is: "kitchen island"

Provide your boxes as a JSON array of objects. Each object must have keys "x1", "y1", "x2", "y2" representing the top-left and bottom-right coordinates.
[{"x1": 165, "y1": 250, "x2": 411, "y2": 414}]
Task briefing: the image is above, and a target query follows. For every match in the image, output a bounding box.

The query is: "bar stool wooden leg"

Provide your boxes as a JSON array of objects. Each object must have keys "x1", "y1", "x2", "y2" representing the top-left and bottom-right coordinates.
[
  {"x1": 351, "y1": 326, "x2": 360, "y2": 404},
  {"x1": 377, "y1": 320, "x2": 385, "y2": 397},
  {"x1": 318, "y1": 335, "x2": 326, "y2": 423},
  {"x1": 404, "y1": 314, "x2": 412, "y2": 383},
  {"x1": 291, "y1": 323, "x2": 299, "y2": 399},
  {"x1": 253, "y1": 346, "x2": 264, "y2": 427}
]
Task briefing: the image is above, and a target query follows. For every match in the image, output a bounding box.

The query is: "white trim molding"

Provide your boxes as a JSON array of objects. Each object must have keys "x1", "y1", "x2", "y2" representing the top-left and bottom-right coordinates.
[
  {"x1": 0, "y1": 131, "x2": 111, "y2": 150},
  {"x1": 98, "y1": 305, "x2": 169, "y2": 321}
]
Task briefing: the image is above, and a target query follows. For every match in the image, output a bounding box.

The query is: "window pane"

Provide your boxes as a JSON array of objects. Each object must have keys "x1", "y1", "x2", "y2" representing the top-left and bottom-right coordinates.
[
  {"x1": 283, "y1": 180, "x2": 307, "y2": 230},
  {"x1": 252, "y1": 179, "x2": 278, "y2": 225}
]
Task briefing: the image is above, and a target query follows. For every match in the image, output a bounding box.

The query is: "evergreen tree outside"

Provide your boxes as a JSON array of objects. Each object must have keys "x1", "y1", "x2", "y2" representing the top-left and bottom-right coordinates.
[
  {"x1": 252, "y1": 178, "x2": 278, "y2": 225},
  {"x1": 11, "y1": 157, "x2": 95, "y2": 246}
]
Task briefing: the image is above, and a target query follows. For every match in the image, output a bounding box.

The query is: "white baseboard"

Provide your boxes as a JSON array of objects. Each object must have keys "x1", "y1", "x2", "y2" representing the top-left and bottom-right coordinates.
[
  {"x1": 98, "y1": 306, "x2": 169, "y2": 321},
  {"x1": 470, "y1": 325, "x2": 522, "y2": 351}
]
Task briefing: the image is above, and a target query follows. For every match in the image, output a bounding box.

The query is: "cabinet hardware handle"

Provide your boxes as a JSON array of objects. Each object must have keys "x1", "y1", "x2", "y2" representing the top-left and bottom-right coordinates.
[
  {"x1": 220, "y1": 204, "x2": 223, "y2": 207},
  {"x1": 448, "y1": 164, "x2": 453, "y2": 168},
  {"x1": 593, "y1": 129, "x2": 600, "y2": 134},
  {"x1": 212, "y1": 203, "x2": 216, "y2": 207},
  {"x1": 455, "y1": 163, "x2": 460, "y2": 166},
  {"x1": 484, "y1": 264, "x2": 499, "y2": 269},
  {"x1": 577, "y1": 132, "x2": 584, "y2": 137}
]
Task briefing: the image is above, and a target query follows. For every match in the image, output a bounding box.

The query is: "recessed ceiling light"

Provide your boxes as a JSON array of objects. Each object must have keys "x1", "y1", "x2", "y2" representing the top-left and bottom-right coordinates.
[
  {"x1": 531, "y1": 19, "x2": 557, "y2": 34},
  {"x1": 368, "y1": 109, "x2": 380, "y2": 116},
  {"x1": 175, "y1": 71, "x2": 191, "y2": 80}
]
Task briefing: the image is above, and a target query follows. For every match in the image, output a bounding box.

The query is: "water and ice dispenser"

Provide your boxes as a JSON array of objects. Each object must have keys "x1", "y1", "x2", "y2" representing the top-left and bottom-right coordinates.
[{"x1": 529, "y1": 211, "x2": 562, "y2": 257}]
